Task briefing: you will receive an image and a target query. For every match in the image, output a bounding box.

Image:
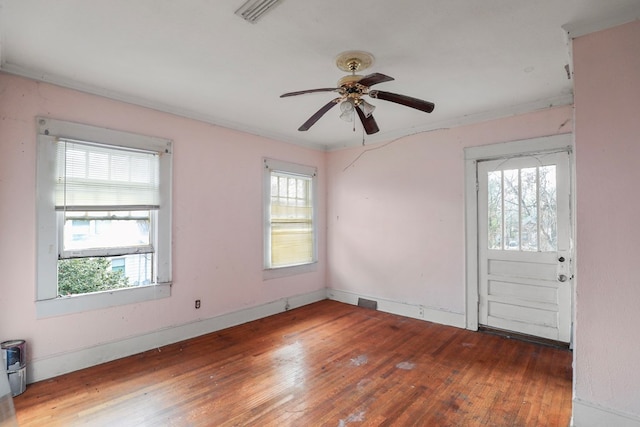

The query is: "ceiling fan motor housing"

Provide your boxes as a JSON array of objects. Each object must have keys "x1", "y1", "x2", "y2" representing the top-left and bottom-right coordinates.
[{"x1": 338, "y1": 74, "x2": 364, "y2": 88}]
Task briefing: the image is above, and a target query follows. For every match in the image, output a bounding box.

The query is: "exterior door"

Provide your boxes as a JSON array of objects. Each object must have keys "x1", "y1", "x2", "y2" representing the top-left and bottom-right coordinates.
[{"x1": 477, "y1": 150, "x2": 572, "y2": 342}]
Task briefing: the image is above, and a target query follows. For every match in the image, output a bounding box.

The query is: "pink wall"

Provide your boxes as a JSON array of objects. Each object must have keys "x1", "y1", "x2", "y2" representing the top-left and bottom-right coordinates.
[
  {"x1": 4, "y1": 19, "x2": 637, "y2": 419},
  {"x1": 326, "y1": 106, "x2": 573, "y2": 313},
  {"x1": 573, "y1": 20, "x2": 640, "y2": 417},
  {"x1": 0, "y1": 73, "x2": 326, "y2": 369}
]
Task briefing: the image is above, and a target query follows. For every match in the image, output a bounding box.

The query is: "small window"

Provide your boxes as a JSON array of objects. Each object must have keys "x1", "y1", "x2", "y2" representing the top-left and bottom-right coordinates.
[
  {"x1": 110, "y1": 258, "x2": 126, "y2": 274},
  {"x1": 263, "y1": 158, "x2": 317, "y2": 272},
  {"x1": 36, "y1": 118, "x2": 172, "y2": 317}
]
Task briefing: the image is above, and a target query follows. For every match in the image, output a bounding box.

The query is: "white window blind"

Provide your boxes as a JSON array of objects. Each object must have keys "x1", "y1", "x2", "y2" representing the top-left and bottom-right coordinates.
[{"x1": 55, "y1": 138, "x2": 160, "y2": 211}]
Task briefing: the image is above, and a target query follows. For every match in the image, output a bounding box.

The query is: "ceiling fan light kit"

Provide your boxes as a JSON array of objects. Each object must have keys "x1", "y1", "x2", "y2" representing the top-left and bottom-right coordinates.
[
  {"x1": 358, "y1": 99, "x2": 376, "y2": 118},
  {"x1": 339, "y1": 99, "x2": 355, "y2": 122},
  {"x1": 280, "y1": 50, "x2": 435, "y2": 135}
]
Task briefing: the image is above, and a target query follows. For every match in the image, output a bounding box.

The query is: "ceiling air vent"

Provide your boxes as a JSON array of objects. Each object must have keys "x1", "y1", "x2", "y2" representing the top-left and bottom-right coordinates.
[{"x1": 235, "y1": 0, "x2": 285, "y2": 23}]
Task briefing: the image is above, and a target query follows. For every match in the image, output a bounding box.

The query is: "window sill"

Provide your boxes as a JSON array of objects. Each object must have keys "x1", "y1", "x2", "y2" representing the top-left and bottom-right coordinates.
[
  {"x1": 36, "y1": 283, "x2": 171, "y2": 318},
  {"x1": 263, "y1": 262, "x2": 318, "y2": 280}
]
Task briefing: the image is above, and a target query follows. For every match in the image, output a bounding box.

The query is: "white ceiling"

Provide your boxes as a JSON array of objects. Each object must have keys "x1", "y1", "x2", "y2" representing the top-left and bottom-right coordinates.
[{"x1": 1, "y1": 1, "x2": 639, "y2": 150}]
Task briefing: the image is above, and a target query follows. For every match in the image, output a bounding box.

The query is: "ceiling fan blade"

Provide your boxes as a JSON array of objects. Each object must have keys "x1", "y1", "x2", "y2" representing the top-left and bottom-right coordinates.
[
  {"x1": 281, "y1": 88, "x2": 338, "y2": 98},
  {"x1": 369, "y1": 90, "x2": 435, "y2": 113},
  {"x1": 355, "y1": 106, "x2": 380, "y2": 135},
  {"x1": 357, "y1": 73, "x2": 395, "y2": 88},
  {"x1": 298, "y1": 98, "x2": 341, "y2": 131}
]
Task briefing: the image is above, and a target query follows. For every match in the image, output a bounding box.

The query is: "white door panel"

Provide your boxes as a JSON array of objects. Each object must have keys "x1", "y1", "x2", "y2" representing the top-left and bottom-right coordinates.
[
  {"x1": 478, "y1": 151, "x2": 572, "y2": 342},
  {"x1": 489, "y1": 280, "x2": 558, "y2": 304}
]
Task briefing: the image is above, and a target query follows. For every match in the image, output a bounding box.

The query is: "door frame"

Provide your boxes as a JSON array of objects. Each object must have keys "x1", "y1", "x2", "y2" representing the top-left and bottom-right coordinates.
[{"x1": 464, "y1": 134, "x2": 575, "y2": 338}]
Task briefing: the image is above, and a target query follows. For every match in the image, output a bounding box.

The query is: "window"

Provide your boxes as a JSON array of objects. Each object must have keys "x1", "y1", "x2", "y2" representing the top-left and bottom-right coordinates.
[
  {"x1": 263, "y1": 158, "x2": 317, "y2": 275},
  {"x1": 111, "y1": 258, "x2": 126, "y2": 274},
  {"x1": 487, "y1": 165, "x2": 557, "y2": 252},
  {"x1": 36, "y1": 118, "x2": 172, "y2": 317}
]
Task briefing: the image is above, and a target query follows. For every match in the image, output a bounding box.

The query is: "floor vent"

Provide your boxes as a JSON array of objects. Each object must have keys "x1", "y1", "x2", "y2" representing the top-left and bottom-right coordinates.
[
  {"x1": 357, "y1": 298, "x2": 378, "y2": 310},
  {"x1": 235, "y1": 0, "x2": 284, "y2": 23}
]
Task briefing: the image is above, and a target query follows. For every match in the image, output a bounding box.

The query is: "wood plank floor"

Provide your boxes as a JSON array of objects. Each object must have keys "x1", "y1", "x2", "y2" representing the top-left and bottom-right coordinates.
[{"x1": 14, "y1": 300, "x2": 573, "y2": 426}]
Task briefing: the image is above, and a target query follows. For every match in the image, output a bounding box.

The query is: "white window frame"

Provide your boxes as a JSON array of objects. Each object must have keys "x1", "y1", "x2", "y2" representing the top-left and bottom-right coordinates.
[
  {"x1": 263, "y1": 158, "x2": 318, "y2": 280},
  {"x1": 36, "y1": 117, "x2": 172, "y2": 318}
]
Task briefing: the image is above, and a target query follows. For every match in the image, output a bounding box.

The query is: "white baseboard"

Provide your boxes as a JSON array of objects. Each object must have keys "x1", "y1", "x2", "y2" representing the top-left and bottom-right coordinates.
[
  {"x1": 327, "y1": 289, "x2": 466, "y2": 329},
  {"x1": 572, "y1": 398, "x2": 640, "y2": 427},
  {"x1": 28, "y1": 289, "x2": 327, "y2": 383}
]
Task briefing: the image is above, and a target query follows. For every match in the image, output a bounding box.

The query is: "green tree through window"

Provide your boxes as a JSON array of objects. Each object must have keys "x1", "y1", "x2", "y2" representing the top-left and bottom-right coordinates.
[{"x1": 58, "y1": 258, "x2": 129, "y2": 296}]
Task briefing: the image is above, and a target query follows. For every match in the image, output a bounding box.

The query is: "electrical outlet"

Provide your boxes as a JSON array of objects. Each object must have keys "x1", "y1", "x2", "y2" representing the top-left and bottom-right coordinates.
[
  {"x1": 418, "y1": 306, "x2": 424, "y2": 318},
  {"x1": 195, "y1": 299, "x2": 201, "y2": 309}
]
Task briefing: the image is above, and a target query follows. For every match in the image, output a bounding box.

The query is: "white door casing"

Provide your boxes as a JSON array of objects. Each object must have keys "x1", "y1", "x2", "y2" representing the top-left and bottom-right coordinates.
[{"x1": 464, "y1": 134, "x2": 574, "y2": 343}]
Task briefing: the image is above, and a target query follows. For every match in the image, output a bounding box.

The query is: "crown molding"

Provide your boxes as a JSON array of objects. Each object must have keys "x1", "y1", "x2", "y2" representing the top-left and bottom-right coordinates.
[{"x1": 563, "y1": 5, "x2": 640, "y2": 39}]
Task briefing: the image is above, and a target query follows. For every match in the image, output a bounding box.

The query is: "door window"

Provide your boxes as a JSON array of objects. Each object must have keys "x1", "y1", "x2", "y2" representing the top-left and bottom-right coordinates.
[{"x1": 487, "y1": 165, "x2": 557, "y2": 252}]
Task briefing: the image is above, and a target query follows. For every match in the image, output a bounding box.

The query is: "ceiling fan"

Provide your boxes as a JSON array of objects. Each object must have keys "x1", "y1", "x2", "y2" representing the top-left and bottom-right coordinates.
[{"x1": 280, "y1": 51, "x2": 435, "y2": 135}]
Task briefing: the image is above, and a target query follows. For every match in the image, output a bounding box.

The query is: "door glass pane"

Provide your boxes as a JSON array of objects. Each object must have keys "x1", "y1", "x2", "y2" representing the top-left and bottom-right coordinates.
[
  {"x1": 487, "y1": 171, "x2": 503, "y2": 249},
  {"x1": 539, "y1": 165, "x2": 557, "y2": 251},
  {"x1": 503, "y1": 169, "x2": 519, "y2": 250},
  {"x1": 520, "y1": 168, "x2": 538, "y2": 251}
]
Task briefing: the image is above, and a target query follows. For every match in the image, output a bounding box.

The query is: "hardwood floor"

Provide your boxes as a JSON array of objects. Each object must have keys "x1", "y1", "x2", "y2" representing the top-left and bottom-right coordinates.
[{"x1": 14, "y1": 300, "x2": 573, "y2": 426}]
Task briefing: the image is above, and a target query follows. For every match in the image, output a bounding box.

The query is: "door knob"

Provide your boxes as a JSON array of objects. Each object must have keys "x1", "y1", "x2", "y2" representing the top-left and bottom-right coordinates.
[
  {"x1": 558, "y1": 274, "x2": 568, "y2": 282},
  {"x1": 558, "y1": 256, "x2": 565, "y2": 263}
]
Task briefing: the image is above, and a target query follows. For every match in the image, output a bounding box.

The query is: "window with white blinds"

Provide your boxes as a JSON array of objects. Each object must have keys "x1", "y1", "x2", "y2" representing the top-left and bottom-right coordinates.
[
  {"x1": 263, "y1": 159, "x2": 317, "y2": 270},
  {"x1": 36, "y1": 118, "x2": 172, "y2": 317}
]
